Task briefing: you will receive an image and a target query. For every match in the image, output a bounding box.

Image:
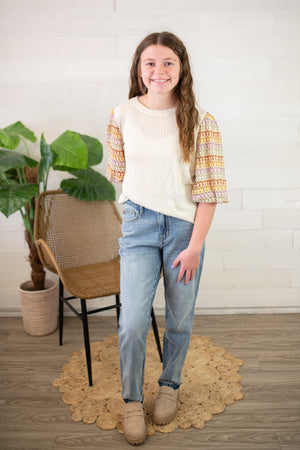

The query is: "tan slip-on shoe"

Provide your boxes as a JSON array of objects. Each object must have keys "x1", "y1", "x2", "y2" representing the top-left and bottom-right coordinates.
[
  {"x1": 153, "y1": 385, "x2": 178, "y2": 425},
  {"x1": 123, "y1": 401, "x2": 147, "y2": 445}
]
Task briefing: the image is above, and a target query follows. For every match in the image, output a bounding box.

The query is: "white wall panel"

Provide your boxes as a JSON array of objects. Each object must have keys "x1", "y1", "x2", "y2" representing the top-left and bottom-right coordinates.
[
  {"x1": 211, "y1": 209, "x2": 262, "y2": 231},
  {"x1": 263, "y1": 210, "x2": 300, "y2": 230},
  {"x1": 0, "y1": 0, "x2": 299, "y2": 314},
  {"x1": 243, "y1": 190, "x2": 300, "y2": 210},
  {"x1": 292, "y1": 270, "x2": 300, "y2": 288},
  {"x1": 0, "y1": 232, "x2": 26, "y2": 252},
  {"x1": 224, "y1": 250, "x2": 300, "y2": 270},
  {"x1": 201, "y1": 269, "x2": 292, "y2": 289},
  {"x1": 226, "y1": 189, "x2": 242, "y2": 210},
  {"x1": 194, "y1": 287, "x2": 300, "y2": 311},
  {"x1": 196, "y1": 80, "x2": 300, "y2": 105},
  {"x1": 294, "y1": 231, "x2": 300, "y2": 250},
  {"x1": 0, "y1": 60, "x2": 129, "y2": 84},
  {"x1": 206, "y1": 230, "x2": 293, "y2": 251},
  {"x1": 226, "y1": 161, "x2": 300, "y2": 189},
  {"x1": 0, "y1": 37, "x2": 117, "y2": 60}
]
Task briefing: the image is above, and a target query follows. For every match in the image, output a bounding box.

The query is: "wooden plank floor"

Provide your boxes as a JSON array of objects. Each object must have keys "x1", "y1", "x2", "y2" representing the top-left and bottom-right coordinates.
[{"x1": 0, "y1": 314, "x2": 299, "y2": 450}]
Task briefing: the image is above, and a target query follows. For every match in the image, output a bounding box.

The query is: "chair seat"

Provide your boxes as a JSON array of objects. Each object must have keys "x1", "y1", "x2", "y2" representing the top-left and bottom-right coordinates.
[{"x1": 61, "y1": 258, "x2": 120, "y2": 300}]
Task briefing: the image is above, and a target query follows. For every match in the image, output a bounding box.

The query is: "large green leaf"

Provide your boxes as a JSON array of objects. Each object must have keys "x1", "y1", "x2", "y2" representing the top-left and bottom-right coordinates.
[
  {"x1": 3, "y1": 121, "x2": 37, "y2": 143},
  {"x1": 60, "y1": 168, "x2": 115, "y2": 201},
  {"x1": 0, "y1": 129, "x2": 20, "y2": 150},
  {"x1": 38, "y1": 133, "x2": 54, "y2": 183},
  {"x1": 50, "y1": 131, "x2": 88, "y2": 170},
  {"x1": 0, "y1": 149, "x2": 38, "y2": 172},
  {"x1": 77, "y1": 133, "x2": 103, "y2": 166},
  {"x1": 0, "y1": 183, "x2": 39, "y2": 217}
]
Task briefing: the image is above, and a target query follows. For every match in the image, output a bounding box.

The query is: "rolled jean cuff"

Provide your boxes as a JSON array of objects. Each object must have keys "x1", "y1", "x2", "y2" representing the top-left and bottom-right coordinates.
[{"x1": 158, "y1": 381, "x2": 180, "y2": 390}]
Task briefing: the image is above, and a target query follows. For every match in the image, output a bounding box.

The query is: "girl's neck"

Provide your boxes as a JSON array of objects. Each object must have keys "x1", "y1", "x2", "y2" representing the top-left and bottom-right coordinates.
[{"x1": 138, "y1": 93, "x2": 176, "y2": 110}]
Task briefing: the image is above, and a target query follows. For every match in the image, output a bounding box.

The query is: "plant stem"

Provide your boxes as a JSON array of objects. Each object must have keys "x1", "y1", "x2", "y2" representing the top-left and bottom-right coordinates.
[
  {"x1": 20, "y1": 207, "x2": 34, "y2": 241},
  {"x1": 44, "y1": 169, "x2": 50, "y2": 192},
  {"x1": 28, "y1": 198, "x2": 35, "y2": 220},
  {"x1": 16, "y1": 168, "x2": 24, "y2": 184},
  {"x1": 25, "y1": 229, "x2": 46, "y2": 291},
  {"x1": 20, "y1": 167, "x2": 27, "y2": 184}
]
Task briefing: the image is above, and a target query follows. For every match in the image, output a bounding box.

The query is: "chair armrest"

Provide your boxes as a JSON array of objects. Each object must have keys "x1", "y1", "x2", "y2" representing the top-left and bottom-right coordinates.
[{"x1": 35, "y1": 238, "x2": 61, "y2": 276}]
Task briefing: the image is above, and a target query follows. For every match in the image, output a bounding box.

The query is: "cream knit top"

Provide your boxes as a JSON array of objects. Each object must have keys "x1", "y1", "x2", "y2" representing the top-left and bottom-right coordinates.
[{"x1": 106, "y1": 97, "x2": 228, "y2": 223}]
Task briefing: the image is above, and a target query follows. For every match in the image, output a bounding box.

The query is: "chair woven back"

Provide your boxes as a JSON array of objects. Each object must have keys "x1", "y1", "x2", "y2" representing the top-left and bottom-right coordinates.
[{"x1": 34, "y1": 190, "x2": 122, "y2": 273}]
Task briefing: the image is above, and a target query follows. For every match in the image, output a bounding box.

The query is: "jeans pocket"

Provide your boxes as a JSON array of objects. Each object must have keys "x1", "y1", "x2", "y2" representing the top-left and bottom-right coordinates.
[{"x1": 122, "y1": 200, "x2": 142, "y2": 222}]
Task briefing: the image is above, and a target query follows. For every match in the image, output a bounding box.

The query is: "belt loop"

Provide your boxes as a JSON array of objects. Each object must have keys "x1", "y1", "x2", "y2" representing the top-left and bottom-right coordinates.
[{"x1": 140, "y1": 205, "x2": 144, "y2": 214}]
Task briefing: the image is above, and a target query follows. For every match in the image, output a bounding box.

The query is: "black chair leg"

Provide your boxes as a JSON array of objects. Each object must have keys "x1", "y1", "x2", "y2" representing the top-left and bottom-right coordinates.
[
  {"x1": 116, "y1": 294, "x2": 121, "y2": 325},
  {"x1": 151, "y1": 308, "x2": 163, "y2": 362},
  {"x1": 59, "y1": 279, "x2": 64, "y2": 346},
  {"x1": 81, "y1": 299, "x2": 93, "y2": 386}
]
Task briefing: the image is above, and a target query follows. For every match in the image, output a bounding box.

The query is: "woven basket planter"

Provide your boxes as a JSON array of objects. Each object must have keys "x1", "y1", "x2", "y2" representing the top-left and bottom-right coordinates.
[{"x1": 20, "y1": 278, "x2": 58, "y2": 336}]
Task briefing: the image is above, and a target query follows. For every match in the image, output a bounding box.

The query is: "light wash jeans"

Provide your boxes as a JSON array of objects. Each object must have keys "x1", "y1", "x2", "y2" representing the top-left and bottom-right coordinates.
[{"x1": 118, "y1": 200, "x2": 205, "y2": 402}]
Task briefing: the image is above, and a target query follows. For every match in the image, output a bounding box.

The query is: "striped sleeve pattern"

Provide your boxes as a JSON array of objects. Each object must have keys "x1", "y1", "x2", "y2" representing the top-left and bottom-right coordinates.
[
  {"x1": 106, "y1": 110, "x2": 126, "y2": 182},
  {"x1": 191, "y1": 112, "x2": 228, "y2": 203}
]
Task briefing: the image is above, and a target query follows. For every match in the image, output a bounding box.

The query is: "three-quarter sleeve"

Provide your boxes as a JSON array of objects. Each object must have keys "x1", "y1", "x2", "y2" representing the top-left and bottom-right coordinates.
[
  {"x1": 191, "y1": 112, "x2": 228, "y2": 203},
  {"x1": 106, "y1": 110, "x2": 126, "y2": 182}
]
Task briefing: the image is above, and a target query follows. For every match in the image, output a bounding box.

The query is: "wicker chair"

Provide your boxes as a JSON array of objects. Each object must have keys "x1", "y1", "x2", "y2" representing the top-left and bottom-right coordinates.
[{"x1": 34, "y1": 190, "x2": 162, "y2": 386}]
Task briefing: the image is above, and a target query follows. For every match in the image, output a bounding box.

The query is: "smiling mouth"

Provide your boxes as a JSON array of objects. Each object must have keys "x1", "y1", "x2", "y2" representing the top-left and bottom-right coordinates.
[{"x1": 151, "y1": 79, "x2": 170, "y2": 83}]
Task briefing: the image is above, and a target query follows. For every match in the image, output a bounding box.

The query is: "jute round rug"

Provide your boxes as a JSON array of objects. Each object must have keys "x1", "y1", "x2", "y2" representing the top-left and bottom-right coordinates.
[{"x1": 53, "y1": 329, "x2": 244, "y2": 435}]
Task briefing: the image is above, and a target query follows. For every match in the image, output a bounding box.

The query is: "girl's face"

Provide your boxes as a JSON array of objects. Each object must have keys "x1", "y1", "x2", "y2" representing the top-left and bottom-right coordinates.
[{"x1": 139, "y1": 45, "x2": 181, "y2": 97}]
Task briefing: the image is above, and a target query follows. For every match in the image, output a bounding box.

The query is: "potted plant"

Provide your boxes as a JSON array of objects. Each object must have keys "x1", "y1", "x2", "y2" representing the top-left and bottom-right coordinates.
[{"x1": 0, "y1": 121, "x2": 115, "y2": 335}]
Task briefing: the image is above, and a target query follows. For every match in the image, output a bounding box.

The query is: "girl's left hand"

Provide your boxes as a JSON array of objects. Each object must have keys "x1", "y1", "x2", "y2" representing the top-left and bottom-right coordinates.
[{"x1": 172, "y1": 247, "x2": 201, "y2": 285}]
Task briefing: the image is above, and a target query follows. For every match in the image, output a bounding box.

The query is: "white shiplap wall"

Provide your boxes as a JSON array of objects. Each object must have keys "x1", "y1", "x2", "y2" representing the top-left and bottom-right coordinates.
[{"x1": 0, "y1": 0, "x2": 299, "y2": 315}]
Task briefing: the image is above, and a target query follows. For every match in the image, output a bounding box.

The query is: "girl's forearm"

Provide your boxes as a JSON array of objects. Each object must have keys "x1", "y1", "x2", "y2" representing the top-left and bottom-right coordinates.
[
  {"x1": 188, "y1": 202, "x2": 217, "y2": 252},
  {"x1": 172, "y1": 202, "x2": 217, "y2": 284}
]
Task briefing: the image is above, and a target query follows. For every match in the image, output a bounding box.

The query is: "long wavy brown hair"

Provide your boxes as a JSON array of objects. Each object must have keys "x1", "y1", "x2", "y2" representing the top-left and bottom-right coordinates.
[{"x1": 129, "y1": 31, "x2": 199, "y2": 162}]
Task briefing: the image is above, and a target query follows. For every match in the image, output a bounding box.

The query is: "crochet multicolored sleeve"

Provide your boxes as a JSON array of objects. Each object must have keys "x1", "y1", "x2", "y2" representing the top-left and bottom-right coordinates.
[
  {"x1": 191, "y1": 112, "x2": 228, "y2": 203},
  {"x1": 106, "y1": 110, "x2": 126, "y2": 182}
]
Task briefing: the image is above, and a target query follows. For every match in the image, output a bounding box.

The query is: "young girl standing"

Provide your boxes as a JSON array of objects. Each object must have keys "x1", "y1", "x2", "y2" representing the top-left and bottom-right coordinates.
[{"x1": 106, "y1": 31, "x2": 228, "y2": 445}]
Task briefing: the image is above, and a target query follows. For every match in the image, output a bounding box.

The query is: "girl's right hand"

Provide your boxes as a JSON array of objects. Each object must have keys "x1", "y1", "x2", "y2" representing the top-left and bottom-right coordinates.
[{"x1": 172, "y1": 246, "x2": 202, "y2": 285}]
